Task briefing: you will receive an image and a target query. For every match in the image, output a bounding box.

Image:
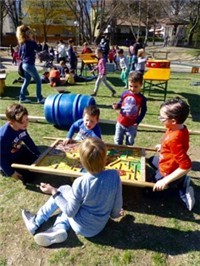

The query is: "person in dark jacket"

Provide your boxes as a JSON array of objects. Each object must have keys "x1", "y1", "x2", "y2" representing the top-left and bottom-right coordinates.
[{"x1": 16, "y1": 25, "x2": 45, "y2": 104}]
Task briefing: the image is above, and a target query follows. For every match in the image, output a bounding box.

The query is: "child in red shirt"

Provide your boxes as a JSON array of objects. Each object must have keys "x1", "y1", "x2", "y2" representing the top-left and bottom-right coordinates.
[
  {"x1": 148, "y1": 97, "x2": 195, "y2": 211},
  {"x1": 112, "y1": 71, "x2": 147, "y2": 145},
  {"x1": 49, "y1": 67, "x2": 60, "y2": 87}
]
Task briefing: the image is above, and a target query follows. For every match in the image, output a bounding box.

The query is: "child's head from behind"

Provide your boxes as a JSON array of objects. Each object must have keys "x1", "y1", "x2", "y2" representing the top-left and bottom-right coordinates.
[
  {"x1": 128, "y1": 71, "x2": 143, "y2": 94},
  {"x1": 60, "y1": 60, "x2": 65, "y2": 67},
  {"x1": 137, "y1": 48, "x2": 145, "y2": 57},
  {"x1": 160, "y1": 97, "x2": 189, "y2": 125},
  {"x1": 6, "y1": 103, "x2": 29, "y2": 130},
  {"x1": 95, "y1": 48, "x2": 103, "y2": 58},
  {"x1": 117, "y1": 48, "x2": 124, "y2": 57},
  {"x1": 83, "y1": 105, "x2": 100, "y2": 131},
  {"x1": 79, "y1": 137, "x2": 107, "y2": 175}
]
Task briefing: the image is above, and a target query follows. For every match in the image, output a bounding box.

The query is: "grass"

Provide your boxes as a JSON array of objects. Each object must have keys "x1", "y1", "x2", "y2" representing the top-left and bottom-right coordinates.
[{"x1": 0, "y1": 65, "x2": 200, "y2": 265}]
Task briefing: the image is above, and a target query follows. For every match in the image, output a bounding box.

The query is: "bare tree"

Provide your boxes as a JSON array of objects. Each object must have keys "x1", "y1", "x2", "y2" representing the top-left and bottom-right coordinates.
[
  {"x1": 0, "y1": 0, "x2": 8, "y2": 45},
  {"x1": 63, "y1": 0, "x2": 122, "y2": 44},
  {"x1": 24, "y1": 0, "x2": 63, "y2": 42}
]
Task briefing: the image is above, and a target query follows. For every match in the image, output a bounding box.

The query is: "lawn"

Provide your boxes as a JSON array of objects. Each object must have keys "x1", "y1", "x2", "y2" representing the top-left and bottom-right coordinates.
[{"x1": 0, "y1": 68, "x2": 200, "y2": 266}]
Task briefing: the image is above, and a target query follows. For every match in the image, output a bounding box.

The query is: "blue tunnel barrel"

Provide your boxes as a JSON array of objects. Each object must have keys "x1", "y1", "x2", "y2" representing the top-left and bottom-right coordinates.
[{"x1": 44, "y1": 93, "x2": 96, "y2": 128}]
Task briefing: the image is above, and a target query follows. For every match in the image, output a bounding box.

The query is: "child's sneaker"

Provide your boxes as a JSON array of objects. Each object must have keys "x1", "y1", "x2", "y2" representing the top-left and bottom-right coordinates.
[
  {"x1": 19, "y1": 99, "x2": 32, "y2": 104},
  {"x1": 34, "y1": 227, "x2": 68, "y2": 247},
  {"x1": 185, "y1": 186, "x2": 195, "y2": 211},
  {"x1": 22, "y1": 209, "x2": 38, "y2": 235},
  {"x1": 37, "y1": 98, "x2": 46, "y2": 104}
]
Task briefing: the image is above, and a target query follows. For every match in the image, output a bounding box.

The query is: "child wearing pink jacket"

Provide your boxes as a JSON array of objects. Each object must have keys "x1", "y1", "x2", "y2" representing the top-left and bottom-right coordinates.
[{"x1": 91, "y1": 48, "x2": 116, "y2": 97}]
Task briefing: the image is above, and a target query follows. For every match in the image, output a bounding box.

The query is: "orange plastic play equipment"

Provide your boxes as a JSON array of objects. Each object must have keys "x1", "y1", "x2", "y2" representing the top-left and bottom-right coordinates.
[{"x1": 146, "y1": 59, "x2": 170, "y2": 68}]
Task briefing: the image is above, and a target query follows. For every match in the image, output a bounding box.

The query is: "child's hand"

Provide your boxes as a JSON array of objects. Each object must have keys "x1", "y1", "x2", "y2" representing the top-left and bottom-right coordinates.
[
  {"x1": 155, "y1": 144, "x2": 161, "y2": 152},
  {"x1": 63, "y1": 138, "x2": 71, "y2": 145},
  {"x1": 40, "y1": 182, "x2": 57, "y2": 195},
  {"x1": 153, "y1": 179, "x2": 168, "y2": 191},
  {"x1": 112, "y1": 103, "x2": 118, "y2": 109},
  {"x1": 119, "y1": 208, "x2": 124, "y2": 216}
]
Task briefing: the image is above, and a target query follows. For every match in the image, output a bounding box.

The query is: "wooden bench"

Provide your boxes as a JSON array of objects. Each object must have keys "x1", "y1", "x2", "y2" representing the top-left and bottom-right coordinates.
[
  {"x1": 0, "y1": 72, "x2": 7, "y2": 95},
  {"x1": 143, "y1": 68, "x2": 171, "y2": 101}
]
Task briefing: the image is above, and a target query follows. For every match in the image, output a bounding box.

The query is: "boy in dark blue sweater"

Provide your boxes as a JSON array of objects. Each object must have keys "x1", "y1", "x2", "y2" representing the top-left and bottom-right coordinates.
[{"x1": 0, "y1": 104, "x2": 40, "y2": 183}]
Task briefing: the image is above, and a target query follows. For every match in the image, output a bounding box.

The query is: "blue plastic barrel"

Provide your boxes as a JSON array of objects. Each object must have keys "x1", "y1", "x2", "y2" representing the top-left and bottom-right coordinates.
[{"x1": 44, "y1": 93, "x2": 96, "y2": 128}]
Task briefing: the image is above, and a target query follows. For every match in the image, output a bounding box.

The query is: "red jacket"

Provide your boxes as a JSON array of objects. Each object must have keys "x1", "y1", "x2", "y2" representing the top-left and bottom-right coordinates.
[{"x1": 159, "y1": 126, "x2": 192, "y2": 176}]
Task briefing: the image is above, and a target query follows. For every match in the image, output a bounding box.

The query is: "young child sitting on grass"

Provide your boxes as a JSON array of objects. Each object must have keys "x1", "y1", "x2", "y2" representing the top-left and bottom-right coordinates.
[
  {"x1": 22, "y1": 137, "x2": 124, "y2": 247},
  {"x1": 63, "y1": 105, "x2": 101, "y2": 145},
  {"x1": 148, "y1": 97, "x2": 195, "y2": 211},
  {"x1": 0, "y1": 103, "x2": 40, "y2": 184},
  {"x1": 112, "y1": 71, "x2": 147, "y2": 146}
]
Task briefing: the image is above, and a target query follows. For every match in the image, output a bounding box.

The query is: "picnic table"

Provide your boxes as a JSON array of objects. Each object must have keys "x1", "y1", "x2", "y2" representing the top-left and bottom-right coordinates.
[
  {"x1": 143, "y1": 68, "x2": 171, "y2": 101},
  {"x1": 78, "y1": 53, "x2": 98, "y2": 76}
]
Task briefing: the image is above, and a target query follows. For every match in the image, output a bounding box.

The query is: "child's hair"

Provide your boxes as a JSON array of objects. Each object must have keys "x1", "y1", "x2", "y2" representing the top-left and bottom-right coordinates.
[
  {"x1": 83, "y1": 42, "x2": 88, "y2": 46},
  {"x1": 117, "y1": 48, "x2": 124, "y2": 55},
  {"x1": 160, "y1": 97, "x2": 190, "y2": 124},
  {"x1": 6, "y1": 104, "x2": 28, "y2": 123},
  {"x1": 79, "y1": 137, "x2": 107, "y2": 174},
  {"x1": 128, "y1": 71, "x2": 143, "y2": 84},
  {"x1": 137, "y1": 48, "x2": 144, "y2": 57},
  {"x1": 68, "y1": 38, "x2": 74, "y2": 44},
  {"x1": 60, "y1": 60, "x2": 65, "y2": 66},
  {"x1": 16, "y1": 25, "x2": 33, "y2": 44},
  {"x1": 96, "y1": 47, "x2": 103, "y2": 55},
  {"x1": 83, "y1": 105, "x2": 100, "y2": 119}
]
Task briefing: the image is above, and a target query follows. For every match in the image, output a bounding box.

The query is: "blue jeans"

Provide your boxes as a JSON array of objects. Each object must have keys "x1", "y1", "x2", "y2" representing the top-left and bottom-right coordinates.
[
  {"x1": 114, "y1": 122, "x2": 137, "y2": 145},
  {"x1": 19, "y1": 63, "x2": 43, "y2": 101},
  {"x1": 34, "y1": 185, "x2": 71, "y2": 231}
]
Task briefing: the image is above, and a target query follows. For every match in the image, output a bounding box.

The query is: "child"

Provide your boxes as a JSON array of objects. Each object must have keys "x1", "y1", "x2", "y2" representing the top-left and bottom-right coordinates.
[
  {"x1": 112, "y1": 71, "x2": 147, "y2": 145},
  {"x1": 59, "y1": 60, "x2": 69, "y2": 77},
  {"x1": 49, "y1": 66, "x2": 60, "y2": 87},
  {"x1": 91, "y1": 48, "x2": 116, "y2": 97},
  {"x1": 68, "y1": 39, "x2": 78, "y2": 72},
  {"x1": 63, "y1": 105, "x2": 101, "y2": 145},
  {"x1": 64, "y1": 69, "x2": 75, "y2": 85},
  {"x1": 22, "y1": 137, "x2": 123, "y2": 247},
  {"x1": 135, "y1": 48, "x2": 149, "y2": 75},
  {"x1": 0, "y1": 104, "x2": 40, "y2": 183},
  {"x1": 117, "y1": 49, "x2": 129, "y2": 88},
  {"x1": 148, "y1": 97, "x2": 195, "y2": 211}
]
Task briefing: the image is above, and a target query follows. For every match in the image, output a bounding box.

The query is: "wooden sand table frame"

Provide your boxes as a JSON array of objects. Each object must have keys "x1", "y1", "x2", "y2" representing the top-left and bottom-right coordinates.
[{"x1": 12, "y1": 138, "x2": 156, "y2": 188}]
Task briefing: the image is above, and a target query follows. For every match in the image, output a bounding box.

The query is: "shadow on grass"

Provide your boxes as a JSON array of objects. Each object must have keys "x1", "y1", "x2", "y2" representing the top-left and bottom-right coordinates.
[
  {"x1": 179, "y1": 92, "x2": 200, "y2": 122},
  {"x1": 107, "y1": 76, "x2": 124, "y2": 87},
  {"x1": 88, "y1": 214, "x2": 200, "y2": 255}
]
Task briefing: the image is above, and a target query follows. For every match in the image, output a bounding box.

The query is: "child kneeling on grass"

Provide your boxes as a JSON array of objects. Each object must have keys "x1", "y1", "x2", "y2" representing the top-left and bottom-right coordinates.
[
  {"x1": 22, "y1": 137, "x2": 124, "y2": 247},
  {"x1": 0, "y1": 104, "x2": 40, "y2": 184},
  {"x1": 148, "y1": 97, "x2": 195, "y2": 211}
]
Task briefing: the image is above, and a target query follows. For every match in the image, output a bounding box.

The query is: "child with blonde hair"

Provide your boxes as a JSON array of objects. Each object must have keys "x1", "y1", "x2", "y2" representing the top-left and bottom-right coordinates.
[
  {"x1": 22, "y1": 137, "x2": 123, "y2": 247},
  {"x1": 136, "y1": 48, "x2": 149, "y2": 75},
  {"x1": 16, "y1": 25, "x2": 45, "y2": 104}
]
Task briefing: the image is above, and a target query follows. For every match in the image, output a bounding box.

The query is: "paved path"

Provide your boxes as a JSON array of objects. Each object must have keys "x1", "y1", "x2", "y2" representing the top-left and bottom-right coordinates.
[{"x1": 0, "y1": 56, "x2": 196, "y2": 73}]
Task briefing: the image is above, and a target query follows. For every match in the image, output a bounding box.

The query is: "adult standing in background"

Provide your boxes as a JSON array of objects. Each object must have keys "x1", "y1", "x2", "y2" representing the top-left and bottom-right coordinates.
[
  {"x1": 99, "y1": 36, "x2": 110, "y2": 62},
  {"x1": 130, "y1": 37, "x2": 143, "y2": 72},
  {"x1": 57, "y1": 40, "x2": 67, "y2": 63},
  {"x1": 16, "y1": 25, "x2": 45, "y2": 104},
  {"x1": 68, "y1": 39, "x2": 78, "y2": 72}
]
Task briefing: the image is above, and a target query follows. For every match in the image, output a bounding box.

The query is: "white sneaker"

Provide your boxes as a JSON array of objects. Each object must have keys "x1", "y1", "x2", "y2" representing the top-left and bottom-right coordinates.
[
  {"x1": 185, "y1": 186, "x2": 195, "y2": 211},
  {"x1": 34, "y1": 228, "x2": 68, "y2": 247},
  {"x1": 22, "y1": 209, "x2": 37, "y2": 235}
]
